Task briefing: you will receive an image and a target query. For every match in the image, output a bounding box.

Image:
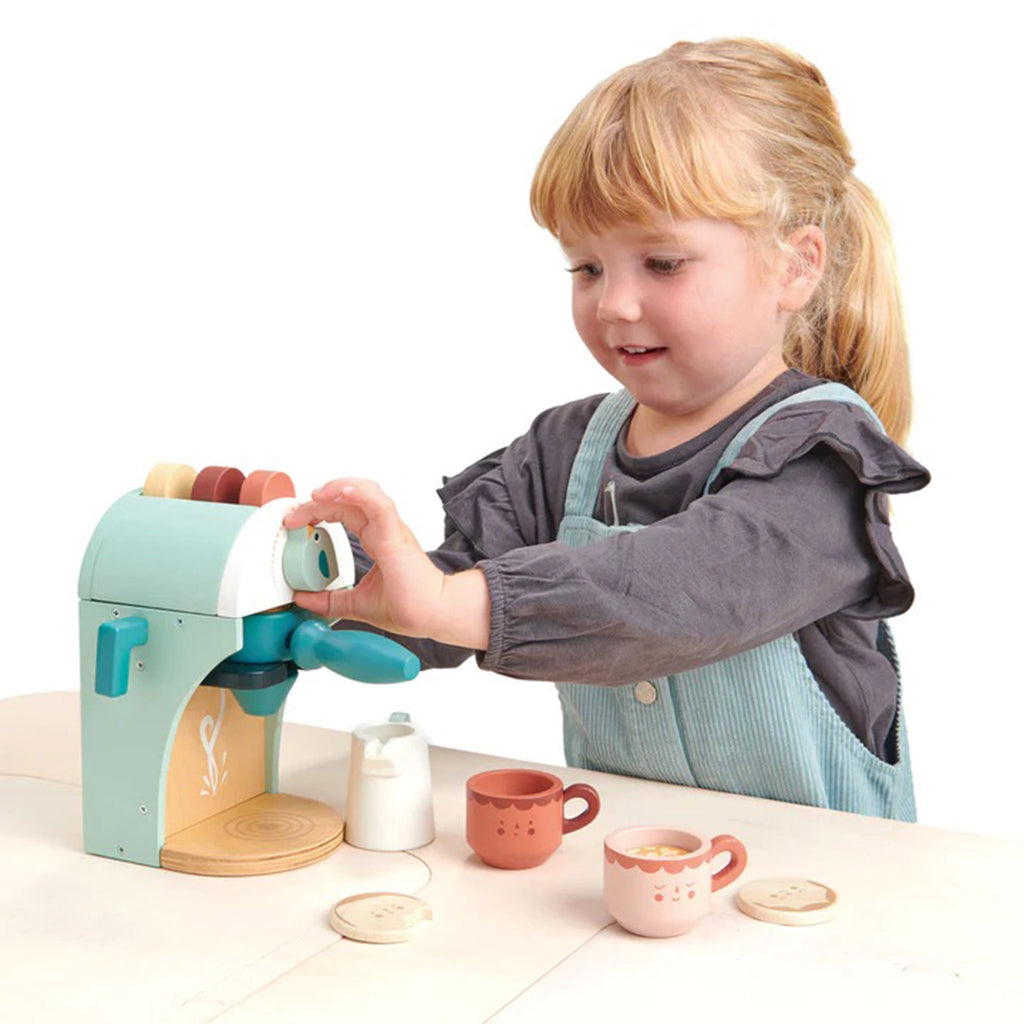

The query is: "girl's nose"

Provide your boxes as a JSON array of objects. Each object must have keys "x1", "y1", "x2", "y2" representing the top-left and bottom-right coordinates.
[{"x1": 596, "y1": 278, "x2": 642, "y2": 323}]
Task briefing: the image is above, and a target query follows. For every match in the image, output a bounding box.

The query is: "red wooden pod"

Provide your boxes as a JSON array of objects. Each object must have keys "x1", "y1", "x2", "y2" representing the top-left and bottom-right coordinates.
[{"x1": 191, "y1": 466, "x2": 246, "y2": 503}]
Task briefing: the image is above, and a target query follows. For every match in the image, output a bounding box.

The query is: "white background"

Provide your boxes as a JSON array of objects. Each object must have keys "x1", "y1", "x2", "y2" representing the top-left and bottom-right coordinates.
[{"x1": 2, "y1": 2, "x2": 1020, "y2": 841}]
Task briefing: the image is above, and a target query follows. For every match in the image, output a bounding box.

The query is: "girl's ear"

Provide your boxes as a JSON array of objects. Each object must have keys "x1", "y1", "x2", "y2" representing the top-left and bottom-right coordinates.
[{"x1": 779, "y1": 225, "x2": 826, "y2": 312}]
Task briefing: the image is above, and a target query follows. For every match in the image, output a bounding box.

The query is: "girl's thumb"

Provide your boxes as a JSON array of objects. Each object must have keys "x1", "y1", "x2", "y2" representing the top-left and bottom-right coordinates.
[{"x1": 292, "y1": 589, "x2": 336, "y2": 617}]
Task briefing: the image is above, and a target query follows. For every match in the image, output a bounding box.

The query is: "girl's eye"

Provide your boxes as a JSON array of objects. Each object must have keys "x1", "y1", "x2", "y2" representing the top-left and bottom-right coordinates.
[
  {"x1": 646, "y1": 257, "x2": 687, "y2": 275},
  {"x1": 566, "y1": 262, "x2": 601, "y2": 278}
]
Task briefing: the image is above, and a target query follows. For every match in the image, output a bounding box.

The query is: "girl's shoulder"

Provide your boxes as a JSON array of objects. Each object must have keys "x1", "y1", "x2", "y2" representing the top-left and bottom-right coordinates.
[
  {"x1": 438, "y1": 393, "x2": 607, "y2": 493},
  {"x1": 520, "y1": 392, "x2": 609, "y2": 449},
  {"x1": 716, "y1": 372, "x2": 931, "y2": 497},
  {"x1": 436, "y1": 394, "x2": 611, "y2": 550}
]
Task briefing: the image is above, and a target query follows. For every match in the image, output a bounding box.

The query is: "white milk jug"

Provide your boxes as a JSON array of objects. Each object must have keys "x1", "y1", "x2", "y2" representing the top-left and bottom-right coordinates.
[{"x1": 345, "y1": 712, "x2": 436, "y2": 851}]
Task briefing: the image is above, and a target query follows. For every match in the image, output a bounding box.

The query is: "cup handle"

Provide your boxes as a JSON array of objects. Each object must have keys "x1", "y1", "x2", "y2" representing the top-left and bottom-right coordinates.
[
  {"x1": 709, "y1": 834, "x2": 747, "y2": 892},
  {"x1": 561, "y1": 783, "x2": 600, "y2": 834}
]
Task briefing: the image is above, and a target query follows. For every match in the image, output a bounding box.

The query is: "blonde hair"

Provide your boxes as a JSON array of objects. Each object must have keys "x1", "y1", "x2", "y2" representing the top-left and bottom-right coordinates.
[{"x1": 530, "y1": 39, "x2": 912, "y2": 445}]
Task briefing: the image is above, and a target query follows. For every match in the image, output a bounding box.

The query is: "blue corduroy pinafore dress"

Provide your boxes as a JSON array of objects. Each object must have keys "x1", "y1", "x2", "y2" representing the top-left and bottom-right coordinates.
[{"x1": 554, "y1": 382, "x2": 916, "y2": 820}]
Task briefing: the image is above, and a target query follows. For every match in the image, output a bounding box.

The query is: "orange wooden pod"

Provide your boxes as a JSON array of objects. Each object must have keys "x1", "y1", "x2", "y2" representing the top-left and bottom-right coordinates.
[
  {"x1": 239, "y1": 469, "x2": 296, "y2": 506},
  {"x1": 191, "y1": 466, "x2": 246, "y2": 504}
]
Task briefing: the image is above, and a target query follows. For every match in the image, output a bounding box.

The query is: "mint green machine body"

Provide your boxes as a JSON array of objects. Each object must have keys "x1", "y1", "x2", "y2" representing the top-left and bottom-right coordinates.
[{"x1": 78, "y1": 487, "x2": 418, "y2": 869}]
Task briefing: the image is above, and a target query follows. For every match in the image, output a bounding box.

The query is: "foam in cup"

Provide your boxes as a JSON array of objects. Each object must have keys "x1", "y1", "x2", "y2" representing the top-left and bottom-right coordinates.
[{"x1": 627, "y1": 844, "x2": 693, "y2": 857}]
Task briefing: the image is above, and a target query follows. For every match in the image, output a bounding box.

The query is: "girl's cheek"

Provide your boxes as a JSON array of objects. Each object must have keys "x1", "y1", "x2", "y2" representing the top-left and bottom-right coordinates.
[{"x1": 572, "y1": 304, "x2": 597, "y2": 340}]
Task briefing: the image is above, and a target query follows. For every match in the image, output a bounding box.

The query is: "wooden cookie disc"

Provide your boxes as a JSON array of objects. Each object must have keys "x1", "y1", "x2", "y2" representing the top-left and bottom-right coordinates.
[
  {"x1": 736, "y1": 877, "x2": 839, "y2": 926},
  {"x1": 329, "y1": 892, "x2": 432, "y2": 944}
]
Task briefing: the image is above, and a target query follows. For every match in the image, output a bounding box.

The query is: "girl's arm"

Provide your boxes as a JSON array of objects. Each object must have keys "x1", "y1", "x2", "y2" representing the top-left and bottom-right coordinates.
[
  {"x1": 286, "y1": 443, "x2": 921, "y2": 689},
  {"x1": 283, "y1": 479, "x2": 490, "y2": 651}
]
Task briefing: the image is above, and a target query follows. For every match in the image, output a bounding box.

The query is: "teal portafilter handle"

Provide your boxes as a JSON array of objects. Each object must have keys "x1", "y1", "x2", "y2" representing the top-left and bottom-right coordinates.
[
  {"x1": 95, "y1": 616, "x2": 149, "y2": 697},
  {"x1": 289, "y1": 620, "x2": 420, "y2": 683}
]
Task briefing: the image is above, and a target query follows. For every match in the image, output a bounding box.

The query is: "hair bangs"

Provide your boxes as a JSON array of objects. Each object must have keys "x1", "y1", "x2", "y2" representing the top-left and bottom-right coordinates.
[{"x1": 530, "y1": 68, "x2": 766, "y2": 240}]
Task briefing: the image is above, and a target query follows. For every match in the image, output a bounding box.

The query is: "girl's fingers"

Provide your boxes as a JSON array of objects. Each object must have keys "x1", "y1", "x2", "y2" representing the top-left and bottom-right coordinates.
[
  {"x1": 282, "y1": 503, "x2": 318, "y2": 529},
  {"x1": 282, "y1": 499, "x2": 360, "y2": 530},
  {"x1": 293, "y1": 588, "x2": 361, "y2": 620},
  {"x1": 283, "y1": 480, "x2": 397, "y2": 536},
  {"x1": 339, "y1": 481, "x2": 400, "y2": 529},
  {"x1": 294, "y1": 573, "x2": 380, "y2": 623},
  {"x1": 309, "y1": 478, "x2": 377, "y2": 502},
  {"x1": 281, "y1": 482, "x2": 368, "y2": 530},
  {"x1": 282, "y1": 479, "x2": 386, "y2": 527},
  {"x1": 292, "y1": 589, "x2": 332, "y2": 616}
]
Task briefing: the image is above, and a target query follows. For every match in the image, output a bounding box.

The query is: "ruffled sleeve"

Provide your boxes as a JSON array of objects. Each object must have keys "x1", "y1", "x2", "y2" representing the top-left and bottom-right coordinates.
[
  {"x1": 711, "y1": 400, "x2": 931, "y2": 620},
  {"x1": 713, "y1": 401, "x2": 929, "y2": 495},
  {"x1": 436, "y1": 450, "x2": 526, "y2": 558},
  {"x1": 474, "y1": 398, "x2": 930, "y2": 684},
  {"x1": 437, "y1": 394, "x2": 603, "y2": 556}
]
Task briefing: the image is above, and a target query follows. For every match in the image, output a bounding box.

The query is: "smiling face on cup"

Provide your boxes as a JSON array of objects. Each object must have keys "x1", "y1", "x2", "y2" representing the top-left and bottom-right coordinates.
[
  {"x1": 485, "y1": 805, "x2": 538, "y2": 841},
  {"x1": 465, "y1": 769, "x2": 600, "y2": 870},
  {"x1": 603, "y1": 827, "x2": 747, "y2": 937}
]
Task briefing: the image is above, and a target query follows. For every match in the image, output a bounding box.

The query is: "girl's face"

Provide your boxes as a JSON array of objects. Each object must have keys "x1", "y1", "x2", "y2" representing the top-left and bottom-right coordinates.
[{"x1": 562, "y1": 217, "x2": 792, "y2": 449}]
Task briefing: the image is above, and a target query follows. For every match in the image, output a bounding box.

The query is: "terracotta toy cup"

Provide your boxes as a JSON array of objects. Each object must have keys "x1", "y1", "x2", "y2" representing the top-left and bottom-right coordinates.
[
  {"x1": 604, "y1": 826, "x2": 747, "y2": 937},
  {"x1": 466, "y1": 769, "x2": 600, "y2": 869}
]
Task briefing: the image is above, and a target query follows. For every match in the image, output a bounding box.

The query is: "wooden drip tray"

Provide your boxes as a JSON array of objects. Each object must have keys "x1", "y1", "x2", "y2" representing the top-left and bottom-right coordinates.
[{"x1": 160, "y1": 793, "x2": 345, "y2": 876}]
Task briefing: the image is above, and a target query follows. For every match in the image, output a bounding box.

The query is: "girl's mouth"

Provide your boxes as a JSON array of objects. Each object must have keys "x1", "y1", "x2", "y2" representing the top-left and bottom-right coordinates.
[{"x1": 618, "y1": 346, "x2": 667, "y2": 365}]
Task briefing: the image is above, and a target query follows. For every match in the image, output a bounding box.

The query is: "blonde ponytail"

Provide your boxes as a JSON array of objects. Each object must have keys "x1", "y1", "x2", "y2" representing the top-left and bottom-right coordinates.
[{"x1": 786, "y1": 176, "x2": 911, "y2": 444}]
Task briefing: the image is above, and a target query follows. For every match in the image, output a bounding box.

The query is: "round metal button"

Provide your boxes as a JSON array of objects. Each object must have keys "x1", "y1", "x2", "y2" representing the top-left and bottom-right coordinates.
[{"x1": 634, "y1": 680, "x2": 658, "y2": 705}]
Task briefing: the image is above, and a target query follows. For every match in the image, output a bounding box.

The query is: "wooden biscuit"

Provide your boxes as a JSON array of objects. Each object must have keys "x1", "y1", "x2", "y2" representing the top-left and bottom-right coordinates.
[
  {"x1": 329, "y1": 892, "x2": 432, "y2": 944},
  {"x1": 736, "y1": 877, "x2": 840, "y2": 926}
]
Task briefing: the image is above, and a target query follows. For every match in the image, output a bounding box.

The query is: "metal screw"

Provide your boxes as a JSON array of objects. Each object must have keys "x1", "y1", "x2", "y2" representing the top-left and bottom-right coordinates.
[
  {"x1": 136, "y1": 661, "x2": 145, "y2": 672},
  {"x1": 139, "y1": 805, "x2": 148, "y2": 815},
  {"x1": 112, "y1": 609, "x2": 121, "y2": 618},
  {"x1": 117, "y1": 845, "x2": 125, "y2": 854},
  {"x1": 176, "y1": 618, "x2": 184, "y2": 628}
]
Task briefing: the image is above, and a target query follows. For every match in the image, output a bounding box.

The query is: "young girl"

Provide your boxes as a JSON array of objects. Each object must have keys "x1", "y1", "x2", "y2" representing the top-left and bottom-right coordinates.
[{"x1": 284, "y1": 38, "x2": 930, "y2": 821}]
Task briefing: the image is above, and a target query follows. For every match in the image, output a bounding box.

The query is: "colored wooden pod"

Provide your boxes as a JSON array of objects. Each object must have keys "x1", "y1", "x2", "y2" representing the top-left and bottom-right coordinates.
[
  {"x1": 192, "y1": 466, "x2": 246, "y2": 504},
  {"x1": 143, "y1": 463, "x2": 197, "y2": 499},
  {"x1": 239, "y1": 470, "x2": 295, "y2": 507}
]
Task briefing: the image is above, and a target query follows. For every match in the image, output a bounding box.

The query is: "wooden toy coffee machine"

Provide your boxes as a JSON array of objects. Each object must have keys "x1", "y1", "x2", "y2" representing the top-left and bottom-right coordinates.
[{"x1": 78, "y1": 464, "x2": 420, "y2": 876}]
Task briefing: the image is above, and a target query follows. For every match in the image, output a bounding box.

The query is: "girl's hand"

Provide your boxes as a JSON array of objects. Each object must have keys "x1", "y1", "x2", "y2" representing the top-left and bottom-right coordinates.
[
  {"x1": 283, "y1": 479, "x2": 444, "y2": 637},
  {"x1": 283, "y1": 479, "x2": 490, "y2": 649}
]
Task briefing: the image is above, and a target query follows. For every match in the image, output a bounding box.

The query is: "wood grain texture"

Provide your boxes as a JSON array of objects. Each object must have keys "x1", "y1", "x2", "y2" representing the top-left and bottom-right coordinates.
[
  {"x1": 165, "y1": 686, "x2": 267, "y2": 838},
  {"x1": 160, "y1": 792, "x2": 344, "y2": 876}
]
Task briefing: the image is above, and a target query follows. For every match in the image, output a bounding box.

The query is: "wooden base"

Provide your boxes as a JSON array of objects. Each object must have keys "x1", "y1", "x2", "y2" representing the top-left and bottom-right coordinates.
[{"x1": 160, "y1": 793, "x2": 345, "y2": 876}]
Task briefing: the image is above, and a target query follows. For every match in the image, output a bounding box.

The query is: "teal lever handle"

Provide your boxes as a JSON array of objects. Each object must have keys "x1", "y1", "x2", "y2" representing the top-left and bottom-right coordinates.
[
  {"x1": 95, "y1": 617, "x2": 149, "y2": 697},
  {"x1": 289, "y1": 620, "x2": 420, "y2": 683}
]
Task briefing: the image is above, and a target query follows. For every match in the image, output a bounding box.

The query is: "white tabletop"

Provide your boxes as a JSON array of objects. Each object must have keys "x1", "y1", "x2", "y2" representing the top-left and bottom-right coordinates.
[{"x1": 1, "y1": 692, "x2": 1021, "y2": 1022}]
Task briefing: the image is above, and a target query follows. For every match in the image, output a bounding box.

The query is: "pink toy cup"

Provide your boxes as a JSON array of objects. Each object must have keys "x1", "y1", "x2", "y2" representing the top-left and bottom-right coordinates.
[
  {"x1": 466, "y1": 769, "x2": 600, "y2": 869},
  {"x1": 604, "y1": 826, "x2": 747, "y2": 937}
]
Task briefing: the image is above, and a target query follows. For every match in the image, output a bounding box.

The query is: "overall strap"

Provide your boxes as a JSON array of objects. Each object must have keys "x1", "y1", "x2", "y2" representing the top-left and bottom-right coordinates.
[
  {"x1": 703, "y1": 382, "x2": 885, "y2": 496},
  {"x1": 563, "y1": 390, "x2": 637, "y2": 518}
]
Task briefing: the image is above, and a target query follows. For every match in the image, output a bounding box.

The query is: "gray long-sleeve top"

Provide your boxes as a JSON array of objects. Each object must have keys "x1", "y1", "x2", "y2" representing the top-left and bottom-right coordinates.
[{"x1": 344, "y1": 370, "x2": 930, "y2": 762}]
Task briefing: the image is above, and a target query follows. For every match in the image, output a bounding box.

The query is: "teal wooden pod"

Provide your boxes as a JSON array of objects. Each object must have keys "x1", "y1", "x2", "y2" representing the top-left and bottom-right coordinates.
[{"x1": 283, "y1": 527, "x2": 339, "y2": 592}]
